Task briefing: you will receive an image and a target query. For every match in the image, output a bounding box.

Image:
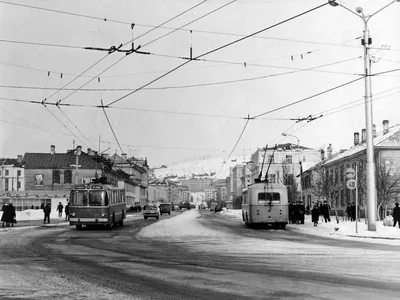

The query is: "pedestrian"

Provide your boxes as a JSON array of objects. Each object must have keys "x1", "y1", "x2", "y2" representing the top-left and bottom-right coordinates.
[
  {"x1": 1, "y1": 203, "x2": 8, "y2": 227},
  {"x1": 393, "y1": 202, "x2": 400, "y2": 228},
  {"x1": 297, "y1": 201, "x2": 305, "y2": 224},
  {"x1": 43, "y1": 204, "x2": 51, "y2": 224},
  {"x1": 321, "y1": 201, "x2": 331, "y2": 223},
  {"x1": 8, "y1": 202, "x2": 16, "y2": 227},
  {"x1": 350, "y1": 203, "x2": 356, "y2": 221},
  {"x1": 311, "y1": 204, "x2": 320, "y2": 226},
  {"x1": 57, "y1": 202, "x2": 64, "y2": 218},
  {"x1": 65, "y1": 201, "x2": 69, "y2": 221}
]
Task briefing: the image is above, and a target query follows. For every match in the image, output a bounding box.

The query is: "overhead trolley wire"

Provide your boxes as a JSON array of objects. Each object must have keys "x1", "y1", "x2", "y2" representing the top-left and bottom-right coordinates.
[{"x1": 106, "y1": 2, "x2": 330, "y2": 107}]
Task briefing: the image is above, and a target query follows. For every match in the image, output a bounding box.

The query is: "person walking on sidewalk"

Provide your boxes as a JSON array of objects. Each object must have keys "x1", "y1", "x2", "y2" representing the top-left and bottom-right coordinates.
[
  {"x1": 312, "y1": 204, "x2": 320, "y2": 227},
  {"x1": 57, "y1": 202, "x2": 64, "y2": 218},
  {"x1": 393, "y1": 202, "x2": 400, "y2": 228},
  {"x1": 321, "y1": 201, "x2": 331, "y2": 223},
  {"x1": 65, "y1": 202, "x2": 69, "y2": 221},
  {"x1": 43, "y1": 204, "x2": 51, "y2": 224},
  {"x1": 1, "y1": 203, "x2": 16, "y2": 227}
]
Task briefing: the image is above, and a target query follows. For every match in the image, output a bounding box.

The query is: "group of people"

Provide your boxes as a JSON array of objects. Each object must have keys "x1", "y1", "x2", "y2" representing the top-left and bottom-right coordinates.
[
  {"x1": 1, "y1": 202, "x2": 16, "y2": 227},
  {"x1": 42, "y1": 202, "x2": 69, "y2": 224},
  {"x1": 346, "y1": 203, "x2": 359, "y2": 221},
  {"x1": 288, "y1": 201, "x2": 306, "y2": 224},
  {"x1": 129, "y1": 205, "x2": 142, "y2": 213},
  {"x1": 311, "y1": 201, "x2": 331, "y2": 227}
]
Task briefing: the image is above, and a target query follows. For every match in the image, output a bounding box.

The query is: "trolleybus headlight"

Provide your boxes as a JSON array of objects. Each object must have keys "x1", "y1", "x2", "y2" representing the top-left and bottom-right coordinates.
[
  {"x1": 70, "y1": 212, "x2": 76, "y2": 217},
  {"x1": 101, "y1": 213, "x2": 108, "y2": 217}
]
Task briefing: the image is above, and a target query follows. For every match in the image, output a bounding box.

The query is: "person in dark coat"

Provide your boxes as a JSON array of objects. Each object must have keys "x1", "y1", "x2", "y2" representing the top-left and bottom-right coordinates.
[
  {"x1": 350, "y1": 203, "x2": 356, "y2": 221},
  {"x1": 43, "y1": 204, "x2": 51, "y2": 224},
  {"x1": 8, "y1": 203, "x2": 16, "y2": 227},
  {"x1": 65, "y1": 202, "x2": 69, "y2": 220},
  {"x1": 297, "y1": 201, "x2": 305, "y2": 224},
  {"x1": 311, "y1": 204, "x2": 320, "y2": 226},
  {"x1": 1, "y1": 203, "x2": 11, "y2": 227},
  {"x1": 321, "y1": 201, "x2": 331, "y2": 223},
  {"x1": 290, "y1": 202, "x2": 298, "y2": 224},
  {"x1": 57, "y1": 202, "x2": 64, "y2": 218},
  {"x1": 393, "y1": 203, "x2": 400, "y2": 228}
]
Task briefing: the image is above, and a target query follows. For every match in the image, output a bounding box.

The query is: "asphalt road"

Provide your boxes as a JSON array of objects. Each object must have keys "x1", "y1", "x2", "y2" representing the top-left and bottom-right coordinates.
[{"x1": 1, "y1": 210, "x2": 399, "y2": 300}]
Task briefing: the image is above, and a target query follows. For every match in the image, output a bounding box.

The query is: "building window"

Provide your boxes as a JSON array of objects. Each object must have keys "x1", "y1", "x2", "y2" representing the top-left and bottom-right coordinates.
[
  {"x1": 268, "y1": 155, "x2": 274, "y2": 163},
  {"x1": 5, "y1": 178, "x2": 9, "y2": 191},
  {"x1": 52, "y1": 170, "x2": 60, "y2": 184},
  {"x1": 17, "y1": 170, "x2": 21, "y2": 176},
  {"x1": 5, "y1": 170, "x2": 9, "y2": 176},
  {"x1": 286, "y1": 155, "x2": 292, "y2": 164},
  {"x1": 64, "y1": 170, "x2": 72, "y2": 184},
  {"x1": 35, "y1": 174, "x2": 44, "y2": 186},
  {"x1": 17, "y1": 181, "x2": 21, "y2": 189}
]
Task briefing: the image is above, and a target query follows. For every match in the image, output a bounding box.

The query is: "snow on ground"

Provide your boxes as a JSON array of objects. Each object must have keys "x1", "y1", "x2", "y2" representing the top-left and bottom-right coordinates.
[
  {"x1": 0, "y1": 209, "x2": 143, "y2": 222},
  {"x1": 220, "y1": 209, "x2": 400, "y2": 245},
  {"x1": 137, "y1": 209, "x2": 226, "y2": 239}
]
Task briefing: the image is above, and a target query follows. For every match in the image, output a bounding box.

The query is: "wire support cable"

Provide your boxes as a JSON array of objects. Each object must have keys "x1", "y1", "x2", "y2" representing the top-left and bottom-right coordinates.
[
  {"x1": 106, "y1": 1, "x2": 330, "y2": 107},
  {"x1": 100, "y1": 99, "x2": 124, "y2": 154}
]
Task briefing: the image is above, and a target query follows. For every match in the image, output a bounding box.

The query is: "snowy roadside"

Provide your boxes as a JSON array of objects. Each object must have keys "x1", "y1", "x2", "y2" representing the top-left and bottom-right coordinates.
[{"x1": 219, "y1": 209, "x2": 400, "y2": 245}]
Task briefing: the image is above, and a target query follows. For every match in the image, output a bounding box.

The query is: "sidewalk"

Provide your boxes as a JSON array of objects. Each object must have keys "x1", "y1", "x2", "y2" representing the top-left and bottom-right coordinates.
[
  {"x1": 287, "y1": 214, "x2": 400, "y2": 242},
  {"x1": 0, "y1": 210, "x2": 144, "y2": 232}
]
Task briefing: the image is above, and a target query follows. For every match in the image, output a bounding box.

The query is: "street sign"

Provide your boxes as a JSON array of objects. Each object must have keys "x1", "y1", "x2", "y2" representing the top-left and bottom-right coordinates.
[
  {"x1": 344, "y1": 168, "x2": 356, "y2": 179},
  {"x1": 346, "y1": 179, "x2": 357, "y2": 190}
]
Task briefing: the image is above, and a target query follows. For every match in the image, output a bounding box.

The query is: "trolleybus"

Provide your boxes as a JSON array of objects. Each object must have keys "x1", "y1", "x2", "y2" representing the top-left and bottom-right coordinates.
[
  {"x1": 69, "y1": 183, "x2": 127, "y2": 229},
  {"x1": 241, "y1": 182, "x2": 289, "y2": 229}
]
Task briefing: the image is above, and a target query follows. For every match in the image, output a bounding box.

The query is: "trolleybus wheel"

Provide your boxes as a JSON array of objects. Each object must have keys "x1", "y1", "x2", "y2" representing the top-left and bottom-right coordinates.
[
  {"x1": 156, "y1": 216, "x2": 159, "y2": 220},
  {"x1": 281, "y1": 223, "x2": 286, "y2": 229},
  {"x1": 144, "y1": 216, "x2": 148, "y2": 220},
  {"x1": 76, "y1": 225, "x2": 82, "y2": 230},
  {"x1": 119, "y1": 211, "x2": 125, "y2": 226}
]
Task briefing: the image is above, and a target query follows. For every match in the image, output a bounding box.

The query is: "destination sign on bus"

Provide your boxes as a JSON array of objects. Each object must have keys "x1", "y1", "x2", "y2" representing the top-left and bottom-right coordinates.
[
  {"x1": 74, "y1": 184, "x2": 86, "y2": 189},
  {"x1": 90, "y1": 185, "x2": 104, "y2": 190}
]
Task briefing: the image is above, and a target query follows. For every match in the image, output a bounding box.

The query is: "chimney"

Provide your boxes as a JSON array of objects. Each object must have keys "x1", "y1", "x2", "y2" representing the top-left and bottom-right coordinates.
[
  {"x1": 354, "y1": 132, "x2": 360, "y2": 146},
  {"x1": 361, "y1": 129, "x2": 366, "y2": 143},
  {"x1": 17, "y1": 155, "x2": 22, "y2": 163},
  {"x1": 50, "y1": 145, "x2": 55, "y2": 155},
  {"x1": 327, "y1": 144, "x2": 332, "y2": 158},
  {"x1": 383, "y1": 120, "x2": 389, "y2": 134}
]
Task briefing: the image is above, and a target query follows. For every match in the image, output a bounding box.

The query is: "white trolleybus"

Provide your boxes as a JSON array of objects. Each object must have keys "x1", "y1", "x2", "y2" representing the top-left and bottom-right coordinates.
[
  {"x1": 241, "y1": 182, "x2": 289, "y2": 229},
  {"x1": 241, "y1": 144, "x2": 289, "y2": 229},
  {"x1": 69, "y1": 183, "x2": 127, "y2": 229}
]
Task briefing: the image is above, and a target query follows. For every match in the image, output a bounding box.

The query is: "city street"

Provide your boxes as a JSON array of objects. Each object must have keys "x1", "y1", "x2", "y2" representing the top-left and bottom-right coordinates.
[{"x1": 1, "y1": 210, "x2": 399, "y2": 300}]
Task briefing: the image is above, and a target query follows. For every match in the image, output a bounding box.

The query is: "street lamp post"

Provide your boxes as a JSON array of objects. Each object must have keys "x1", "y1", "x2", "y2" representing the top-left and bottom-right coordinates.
[
  {"x1": 328, "y1": 0, "x2": 399, "y2": 231},
  {"x1": 73, "y1": 146, "x2": 82, "y2": 184}
]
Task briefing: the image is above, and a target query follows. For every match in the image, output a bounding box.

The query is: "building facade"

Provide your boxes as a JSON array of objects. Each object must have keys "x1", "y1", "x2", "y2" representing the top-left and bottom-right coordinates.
[{"x1": 0, "y1": 155, "x2": 24, "y2": 192}]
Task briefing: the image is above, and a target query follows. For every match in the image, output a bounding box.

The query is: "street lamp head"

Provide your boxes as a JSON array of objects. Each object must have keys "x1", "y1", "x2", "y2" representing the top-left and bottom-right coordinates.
[
  {"x1": 355, "y1": 6, "x2": 363, "y2": 14},
  {"x1": 328, "y1": 0, "x2": 339, "y2": 7},
  {"x1": 282, "y1": 133, "x2": 288, "y2": 137}
]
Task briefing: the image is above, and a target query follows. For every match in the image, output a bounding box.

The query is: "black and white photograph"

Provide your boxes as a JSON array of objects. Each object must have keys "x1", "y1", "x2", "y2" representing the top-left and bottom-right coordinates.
[{"x1": 0, "y1": 0, "x2": 400, "y2": 299}]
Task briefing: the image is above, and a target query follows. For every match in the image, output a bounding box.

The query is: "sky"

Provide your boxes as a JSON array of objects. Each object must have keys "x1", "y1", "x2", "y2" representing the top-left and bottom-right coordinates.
[{"x1": 0, "y1": 0, "x2": 399, "y2": 169}]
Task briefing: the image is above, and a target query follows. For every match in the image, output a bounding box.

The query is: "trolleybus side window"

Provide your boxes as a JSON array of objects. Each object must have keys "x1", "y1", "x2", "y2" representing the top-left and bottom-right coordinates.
[
  {"x1": 70, "y1": 191, "x2": 88, "y2": 206},
  {"x1": 89, "y1": 190, "x2": 108, "y2": 206},
  {"x1": 258, "y1": 192, "x2": 280, "y2": 203}
]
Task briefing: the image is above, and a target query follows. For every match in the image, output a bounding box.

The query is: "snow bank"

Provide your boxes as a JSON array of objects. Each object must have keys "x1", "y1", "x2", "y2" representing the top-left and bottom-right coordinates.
[
  {"x1": 221, "y1": 209, "x2": 400, "y2": 244},
  {"x1": 0, "y1": 209, "x2": 45, "y2": 221},
  {"x1": 137, "y1": 209, "x2": 225, "y2": 239}
]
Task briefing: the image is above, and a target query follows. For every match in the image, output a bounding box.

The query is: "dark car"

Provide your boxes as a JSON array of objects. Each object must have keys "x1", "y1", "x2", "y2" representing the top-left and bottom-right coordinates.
[
  {"x1": 214, "y1": 205, "x2": 223, "y2": 212},
  {"x1": 159, "y1": 203, "x2": 171, "y2": 215}
]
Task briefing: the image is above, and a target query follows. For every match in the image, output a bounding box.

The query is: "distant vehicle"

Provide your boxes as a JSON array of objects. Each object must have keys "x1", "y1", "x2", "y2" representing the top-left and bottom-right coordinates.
[
  {"x1": 241, "y1": 182, "x2": 288, "y2": 229},
  {"x1": 143, "y1": 204, "x2": 160, "y2": 220},
  {"x1": 69, "y1": 183, "x2": 126, "y2": 230},
  {"x1": 180, "y1": 202, "x2": 191, "y2": 210},
  {"x1": 210, "y1": 202, "x2": 218, "y2": 211},
  {"x1": 159, "y1": 203, "x2": 171, "y2": 215},
  {"x1": 214, "y1": 205, "x2": 223, "y2": 212}
]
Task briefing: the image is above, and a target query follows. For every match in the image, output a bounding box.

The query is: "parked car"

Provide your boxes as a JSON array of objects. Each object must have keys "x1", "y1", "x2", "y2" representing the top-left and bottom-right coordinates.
[
  {"x1": 159, "y1": 203, "x2": 171, "y2": 215},
  {"x1": 143, "y1": 204, "x2": 160, "y2": 220}
]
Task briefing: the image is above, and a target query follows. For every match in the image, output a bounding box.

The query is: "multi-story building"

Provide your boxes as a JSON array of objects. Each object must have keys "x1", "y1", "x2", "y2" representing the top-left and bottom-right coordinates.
[
  {"x1": 204, "y1": 187, "x2": 217, "y2": 202},
  {"x1": 180, "y1": 178, "x2": 213, "y2": 193},
  {"x1": 148, "y1": 181, "x2": 169, "y2": 203},
  {"x1": 0, "y1": 155, "x2": 24, "y2": 192},
  {"x1": 302, "y1": 120, "x2": 400, "y2": 218},
  {"x1": 181, "y1": 186, "x2": 191, "y2": 203},
  {"x1": 250, "y1": 143, "x2": 321, "y2": 185},
  {"x1": 231, "y1": 164, "x2": 252, "y2": 204},
  {"x1": 0, "y1": 145, "x2": 120, "y2": 211}
]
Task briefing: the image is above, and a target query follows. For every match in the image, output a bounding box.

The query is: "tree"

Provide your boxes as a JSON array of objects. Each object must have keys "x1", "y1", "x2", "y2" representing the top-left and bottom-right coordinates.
[
  {"x1": 374, "y1": 158, "x2": 400, "y2": 220},
  {"x1": 310, "y1": 164, "x2": 340, "y2": 223}
]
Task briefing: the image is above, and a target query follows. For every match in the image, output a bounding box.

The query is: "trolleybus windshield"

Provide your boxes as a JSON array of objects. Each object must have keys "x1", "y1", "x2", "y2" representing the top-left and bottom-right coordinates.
[
  {"x1": 89, "y1": 190, "x2": 108, "y2": 206},
  {"x1": 70, "y1": 191, "x2": 88, "y2": 206},
  {"x1": 258, "y1": 192, "x2": 280, "y2": 204}
]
